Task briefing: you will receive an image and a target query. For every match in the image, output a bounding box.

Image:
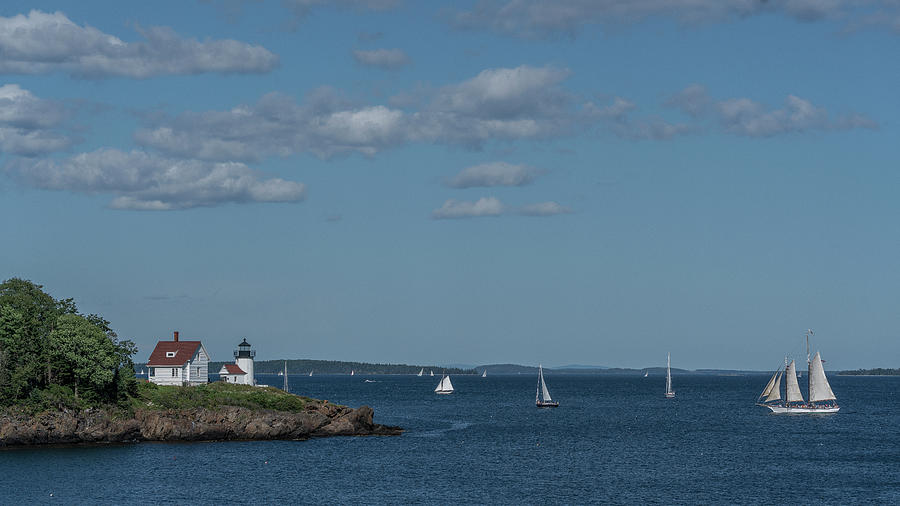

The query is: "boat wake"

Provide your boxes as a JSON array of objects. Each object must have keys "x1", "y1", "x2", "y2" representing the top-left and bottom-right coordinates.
[{"x1": 414, "y1": 421, "x2": 472, "y2": 438}]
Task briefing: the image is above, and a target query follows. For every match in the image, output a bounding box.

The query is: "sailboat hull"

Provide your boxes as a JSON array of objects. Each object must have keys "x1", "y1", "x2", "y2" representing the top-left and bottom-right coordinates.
[
  {"x1": 765, "y1": 404, "x2": 839, "y2": 414},
  {"x1": 536, "y1": 401, "x2": 559, "y2": 408},
  {"x1": 435, "y1": 390, "x2": 453, "y2": 395},
  {"x1": 665, "y1": 392, "x2": 675, "y2": 398}
]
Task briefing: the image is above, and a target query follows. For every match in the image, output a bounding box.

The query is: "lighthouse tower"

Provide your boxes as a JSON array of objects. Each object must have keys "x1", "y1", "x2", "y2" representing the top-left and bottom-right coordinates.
[{"x1": 234, "y1": 338, "x2": 255, "y2": 385}]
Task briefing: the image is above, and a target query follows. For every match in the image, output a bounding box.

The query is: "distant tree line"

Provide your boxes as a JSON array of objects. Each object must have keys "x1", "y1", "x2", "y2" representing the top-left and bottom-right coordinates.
[
  {"x1": 839, "y1": 368, "x2": 900, "y2": 376},
  {"x1": 0, "y1": 278, "x2": 137, "y2": 410},
  {"x1": 135, "y1": 359, "x2": 475, "y2": 376}
]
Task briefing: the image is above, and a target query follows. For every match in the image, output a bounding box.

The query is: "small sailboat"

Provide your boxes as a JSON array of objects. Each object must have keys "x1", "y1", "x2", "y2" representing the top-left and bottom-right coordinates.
[
  {"x1": 309, "y1": 370, "x2": 313, "y2": 377},
  {"x1": 757, "y1": 329, "x2": 839, "y2": 414},
  {"x1": 417, "y1": 368, "x2": 424, "y2": 377},
  {"x1": 350, "y1": 370, "x2": 355, "y2": 376},
  {"x1": 481, "y1": 369, "x2": 487, "y2": 378},
  {"x1": 643, "y1": 370, "x2": 648, "y2": 378},
  {"x1": 435, "y1": 372, "x2": 454, "y2": 394},
  {"x1": 430, "y1": 370, "x2": 434, "y2": 377},
  {"x1": 277, "y1": 370, "x2": 284, "y2": 376},
  {"x1": 535, "y1": 365, "x2": 559, "y2": 407},
  {"x1": 665, "y1": 353, "x2": 675, "y2": 398},
  {"x1": 140, "y1": 368, "x2": 146, "y2": 375}
]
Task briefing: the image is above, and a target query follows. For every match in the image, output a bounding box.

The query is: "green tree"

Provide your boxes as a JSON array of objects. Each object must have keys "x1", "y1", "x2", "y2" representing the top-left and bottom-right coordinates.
[
  {"x1": 0, "y1": 278, "x2": 137, "y2": 408},
  {"x1": 48, "y1": 314, "x2": 119, "y2": 400}
]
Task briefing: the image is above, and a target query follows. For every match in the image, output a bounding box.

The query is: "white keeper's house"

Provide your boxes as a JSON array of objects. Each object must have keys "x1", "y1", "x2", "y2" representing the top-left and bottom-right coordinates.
[{"x1": 147, "y1": 331, "x2": 210, "y2": 386}]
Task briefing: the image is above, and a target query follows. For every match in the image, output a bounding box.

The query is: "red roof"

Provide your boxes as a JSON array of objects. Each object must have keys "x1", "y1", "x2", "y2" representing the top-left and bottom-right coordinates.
[
  {"x1": 147, "y1": 341, "x2": 202, "y2": 366},
  {"x1": 221, "y1": 364, "x2": 246, "y2": 375}
]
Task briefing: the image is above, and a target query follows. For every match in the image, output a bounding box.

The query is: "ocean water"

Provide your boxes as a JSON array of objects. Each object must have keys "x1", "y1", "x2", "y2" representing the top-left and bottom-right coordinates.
[{"x1": 2, "y1": 374, "x2": 899, "y2": 504}]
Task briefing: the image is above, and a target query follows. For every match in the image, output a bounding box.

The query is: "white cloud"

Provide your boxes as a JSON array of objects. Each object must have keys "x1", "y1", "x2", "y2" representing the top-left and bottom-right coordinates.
[
  {"x1": 352, "y1": 48, "x2": 410, "y2": 69},
  {"x1": 0, "y1": 10, "x2": 278, "y2": 78},
  {"x1": 449, "y1": 0, "x2": 899, "y2": 38},
  {"x1": 0, "y1": 84, "x2": 73, "y2": 156},
  {"x1": 446, "y1": 162, "x2": 540, "y2": 188},
  {"x1": 431, "y1": 197, "x2": 504, "y2": 220},
  {"x1": 519, "y1": 201, "x2": 572, "y2": 216},
  {"x1": 3, "y1": 149, "x2": 306, "y2": 210},
  {"x1": 284, "y1": 0, "x2": 401, "y2": 18}
]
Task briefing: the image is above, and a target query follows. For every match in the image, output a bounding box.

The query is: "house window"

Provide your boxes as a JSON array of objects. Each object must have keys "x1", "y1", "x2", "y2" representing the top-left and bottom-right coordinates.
[
  {"x1": 166, "y1": 351, "x2": 176, "y2": 358},
  {"x1": 172, "y1": 368, "x2": 178, "y2": 376},
  {"x1": 149, "y1": 367, "x2": 155, "y2": 376}
]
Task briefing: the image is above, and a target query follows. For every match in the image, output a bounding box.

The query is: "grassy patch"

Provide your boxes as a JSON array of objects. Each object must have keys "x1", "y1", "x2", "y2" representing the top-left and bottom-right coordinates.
[{"x1": 130, "y1": 381, "x2": 319, "y2": 412}]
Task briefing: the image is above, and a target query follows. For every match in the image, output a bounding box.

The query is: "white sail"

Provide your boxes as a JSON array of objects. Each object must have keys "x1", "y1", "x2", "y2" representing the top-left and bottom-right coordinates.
[
  {"x1": 665, "y1": 353, "x2": 674, "y2": 396},
  {"x1": 808, "y1": 352, "x2": 836, "y2": 402},
  {"x1": 759, "y1": 370, "x2": 779, "y2": 399},
  {"x1": 764, "y1": 371, "x2": 783, "y2": 402},
  {"x1": 482, "y1": 370, "x2": 487, "y2": 378},
  {"x1": 417, "y1": 368, "x2": 423, "y2": 377},
  {"x1": 430, "y1": 370, "x2": 434, "y2": 376},
  {"x1": 539, "y1": 366, "x2": 552, "y2": 401},
  {"x1": 785, "y1": 360, "x2": 804, "y2": 402}
]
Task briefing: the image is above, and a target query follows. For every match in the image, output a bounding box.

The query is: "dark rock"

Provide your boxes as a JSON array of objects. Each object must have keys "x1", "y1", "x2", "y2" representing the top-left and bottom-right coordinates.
[{"x1": 0, "y1": 404, "x2": 401, "y2": 447}]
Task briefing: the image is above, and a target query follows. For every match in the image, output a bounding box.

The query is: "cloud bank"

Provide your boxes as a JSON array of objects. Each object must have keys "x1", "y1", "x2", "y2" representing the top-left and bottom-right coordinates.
[
  {"x1": 449, "y1": 0, "x2": 900, "y2": 38},
  {"x1": 3, "y1": 149, "x2": 306, "y2": 210},
  {"x1": 0, "y1": 10, "x2": 278, "y2": 78}
]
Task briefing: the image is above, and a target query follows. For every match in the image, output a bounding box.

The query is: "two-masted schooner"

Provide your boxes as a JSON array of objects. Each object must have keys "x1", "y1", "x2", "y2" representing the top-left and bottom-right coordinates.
[
  {"x1": 757, "y1": 330, "x2": 839, "y2": 413},
  {"x1": 435, "y1": 372, "x2": 454, "y2": 394}
]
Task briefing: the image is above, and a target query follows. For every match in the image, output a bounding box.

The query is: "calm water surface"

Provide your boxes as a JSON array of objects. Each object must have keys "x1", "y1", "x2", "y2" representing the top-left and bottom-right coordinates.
[{"x1": 2, "y1": 374, "x2": 899, "y2": 504}]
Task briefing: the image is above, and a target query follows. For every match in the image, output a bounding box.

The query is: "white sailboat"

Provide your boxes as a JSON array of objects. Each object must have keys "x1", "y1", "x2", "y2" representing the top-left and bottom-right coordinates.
[
  {"x1": 536, "y1": 365, "x2": 559, "y2": 407},
  {"x1": 417, "y1": 368, "x2": 424, "y2": 377},
  {"x1": 309, "y1": 370, "x2": 313, "y2": 376},
  {"x1": 350, "y1": 370, "x2": 355, "y2": 376},
  {"x1": 643, "y1": 370, "x2": 648, "y2": 378},
  {"x1": 481, "y1": 369, "x2": 487, "y2": 378},
  {"x1": 665, "y1": 353, "x2": 675, "y2": 398},
  {"x1": 435, "y1": 372, "x2": 454, "y2": 394},
  {"x1": 430, "y1": 370, "x2": 434, "y2": 377},
  {"x1": 757, "y1": 329, "x2": 839, "y2": 414}
]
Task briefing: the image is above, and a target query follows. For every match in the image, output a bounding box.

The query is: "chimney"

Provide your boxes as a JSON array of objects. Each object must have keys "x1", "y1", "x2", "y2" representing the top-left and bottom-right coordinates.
[{"x1": 174, "y1": 331, "x2": 179, "y2": 342}]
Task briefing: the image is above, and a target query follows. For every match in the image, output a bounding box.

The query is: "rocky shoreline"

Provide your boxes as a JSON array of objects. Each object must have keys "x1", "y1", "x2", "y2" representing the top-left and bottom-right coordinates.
[{"x1": 0, "y1": 403, "x2": 402, "y2": 447}]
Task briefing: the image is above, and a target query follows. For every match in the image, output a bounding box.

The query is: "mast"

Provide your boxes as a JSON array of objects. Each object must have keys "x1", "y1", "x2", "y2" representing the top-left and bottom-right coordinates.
[{"x1": 536, "y1": 365, "x2": 542, "y2": 403}]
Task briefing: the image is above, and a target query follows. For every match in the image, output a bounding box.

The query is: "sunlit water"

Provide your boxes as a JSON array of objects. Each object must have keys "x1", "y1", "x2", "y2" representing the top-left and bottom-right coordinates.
[{"x1": 3, "y1": 374, "x2": 899, "y2": 503}]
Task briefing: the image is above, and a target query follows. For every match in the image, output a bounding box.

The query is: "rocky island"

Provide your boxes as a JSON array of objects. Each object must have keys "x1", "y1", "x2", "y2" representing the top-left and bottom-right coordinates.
[
  {"x1": 0, "y1": 382, "x2": 401, "y2": 447},
  {"x1": 0, "y1": 278, "x2": 400, "y2": 448}
]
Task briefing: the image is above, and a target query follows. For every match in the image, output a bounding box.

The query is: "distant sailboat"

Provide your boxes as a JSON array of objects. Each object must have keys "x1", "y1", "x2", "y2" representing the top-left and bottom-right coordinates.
[
  {"x1": 535, "y1": 365, "x2": 559, "y2": 407},
  {"x1": 430, "y1": 370, "x2": 434, "y2": 377},
  {"x1": 140, "y1": 368, "x2": 146, "y2": 375},
  {"x1": 417, "y1": 368, "x2": 424, "y2": 377},
  {"x1": 481, "y1": 370, "x2": 487, "y2": 378},
  {"x1": 435, "y1": 372, "x2": 454, "y2": 394},
  {"x1": 665, "y1": 353, "x2": 675, "y2": 398},
  {"x1": 350, "y1": 370, "x2": 355, "y2": 376},
  {"x1": 643, "y1": 371, "x2": 648, "y2": 378},
  {"x1": 309, "y1": 370, "x2": 313, "y2": 377},
  {"x1": 757, "y1": 329, "x2": 839, "y2": 414}
]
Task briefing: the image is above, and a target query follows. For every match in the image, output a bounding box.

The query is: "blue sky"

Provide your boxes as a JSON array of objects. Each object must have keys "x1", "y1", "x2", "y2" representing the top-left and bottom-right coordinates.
[{"x1": 1, "y1": 0, "x2": 898, "y2": 369}]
